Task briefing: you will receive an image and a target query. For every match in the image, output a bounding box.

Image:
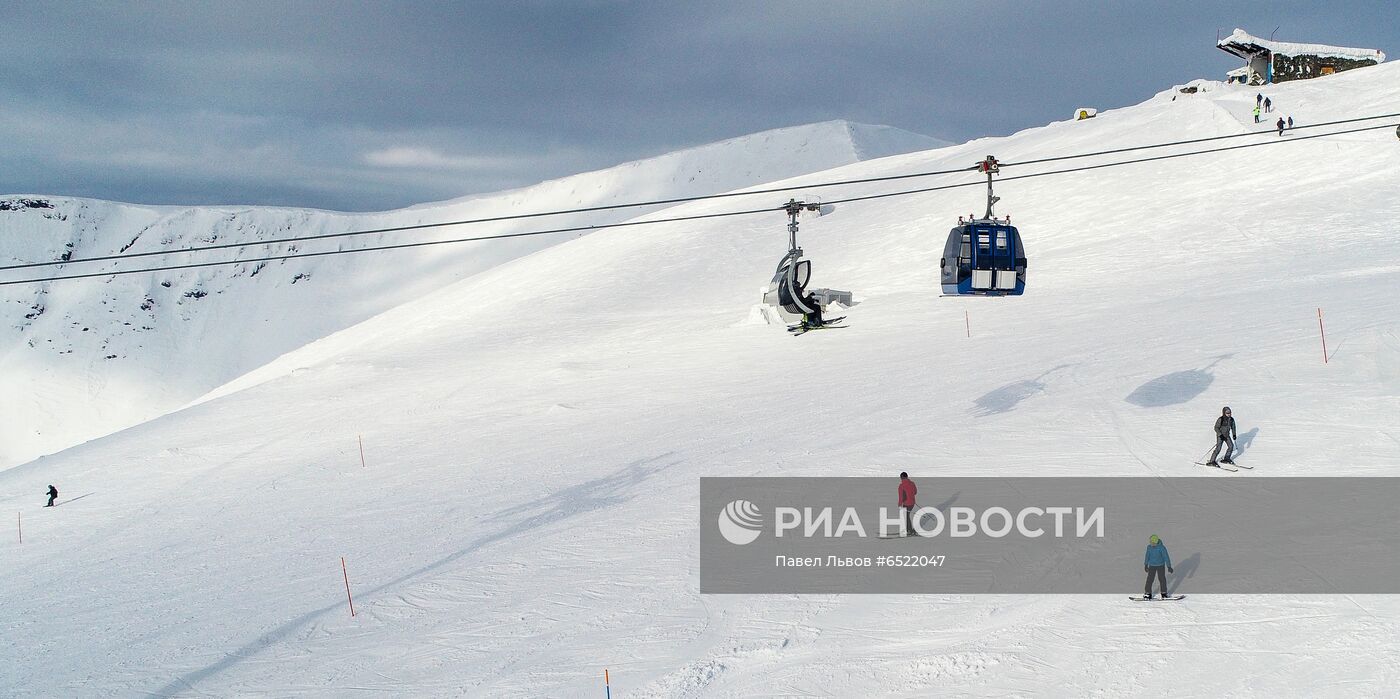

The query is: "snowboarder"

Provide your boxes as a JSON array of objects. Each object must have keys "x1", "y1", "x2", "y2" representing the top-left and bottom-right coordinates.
[
  {"x1": 1143, "y1": 534, "x2": 1174, "y2": 599},
  {"x1": 1207, "y1": 406, "x2": 1237, "y2": 466},
  {"x1": 1277, "y1": 117, "x2": 1286, "y2": 136},
  {"x1": 1252, "y1": 105, "x2": 1261, "y2": 123},
  {"x1": 45, "y1": 485, "x2": 58, "y2": 507},
  {"x1": 1264, "y1": 97, "x2": 1272, "y2": 113},
  {"x1": 898, "y1": 472, "x2": 917, "y2": 536}
]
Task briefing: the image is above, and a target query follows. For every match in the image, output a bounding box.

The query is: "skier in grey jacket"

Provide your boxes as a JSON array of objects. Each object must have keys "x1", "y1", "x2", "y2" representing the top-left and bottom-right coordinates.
[{"x1": 1207, "y1": 406, "x2": 1237, "y2": 466}]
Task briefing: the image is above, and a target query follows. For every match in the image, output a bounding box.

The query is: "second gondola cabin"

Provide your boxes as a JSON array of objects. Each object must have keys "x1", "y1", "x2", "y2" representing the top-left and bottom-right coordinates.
[{"x1": 940, "y1": 218, "x2": 1026, "y2": 296}]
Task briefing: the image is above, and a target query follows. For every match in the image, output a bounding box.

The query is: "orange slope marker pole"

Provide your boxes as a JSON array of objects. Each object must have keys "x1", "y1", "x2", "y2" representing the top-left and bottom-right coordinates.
[
  {"x1": 342, "y1": 557, "x2": 356, "y2": 617},
  {"x1": 605, "y1": 669, "x2": 611, "y2": 699}
]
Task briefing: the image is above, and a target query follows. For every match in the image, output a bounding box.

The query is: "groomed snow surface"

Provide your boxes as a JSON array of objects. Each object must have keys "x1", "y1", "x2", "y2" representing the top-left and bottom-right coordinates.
[{"x1": 4, "y1": 63, "x2": 1400, "y2": 696}]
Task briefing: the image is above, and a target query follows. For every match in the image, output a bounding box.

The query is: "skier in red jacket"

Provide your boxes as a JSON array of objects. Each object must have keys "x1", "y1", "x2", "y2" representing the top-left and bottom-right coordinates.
[{"x1": 898, "y1": 472, "x2": 917, "y2": 536}]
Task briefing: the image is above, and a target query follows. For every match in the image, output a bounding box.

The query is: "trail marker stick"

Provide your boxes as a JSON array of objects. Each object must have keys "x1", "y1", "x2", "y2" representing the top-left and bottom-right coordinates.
[
  {"x1": 16, "y1": 512, "x2": 20, "y2": 544},
  {"x1": 1317, "y1": 308, "x2": 1328, "y2": 364},
  {"x1": 342, "y1": 557, "x2": 356, "y2": 617},
  {"x1": 965, "y1": 310, "x2": 970, "y2": 338},
  {"x1": 605, "y1": 669, "x2": 611, "y2": 699},
  {"x1": 358, "y1": 435, "x2": 366, "y2": 468}
]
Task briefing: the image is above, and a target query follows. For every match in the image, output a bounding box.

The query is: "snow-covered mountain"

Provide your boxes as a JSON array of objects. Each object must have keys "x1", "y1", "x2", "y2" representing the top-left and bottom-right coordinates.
[
  {"x1": 5, "y1": 62, "x2": 1400, "y2": 696},
  {"x1": 0, "y1": 120, "x2": 946, "y2": 469}
]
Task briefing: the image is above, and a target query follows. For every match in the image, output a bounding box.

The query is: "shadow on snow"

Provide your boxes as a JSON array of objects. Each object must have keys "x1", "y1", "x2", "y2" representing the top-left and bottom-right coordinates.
[{"x1": 151, "y1": 452, "x2": 681, "y2": 697}]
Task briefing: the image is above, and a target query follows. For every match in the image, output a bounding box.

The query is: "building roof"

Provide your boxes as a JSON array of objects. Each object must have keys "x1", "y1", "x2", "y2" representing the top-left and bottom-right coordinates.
[{"x1": 1217, "y1": 28, "x2": 1385, "y2": 63}]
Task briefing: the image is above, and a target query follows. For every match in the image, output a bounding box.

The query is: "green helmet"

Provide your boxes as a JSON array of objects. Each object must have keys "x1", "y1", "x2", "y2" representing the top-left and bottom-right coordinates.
[{"x1": 1149, "y1": 535, "x2": 1160, "y2": 545}]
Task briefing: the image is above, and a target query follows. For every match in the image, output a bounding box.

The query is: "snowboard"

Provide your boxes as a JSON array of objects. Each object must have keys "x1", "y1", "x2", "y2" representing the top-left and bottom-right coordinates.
[{"x1": 1129, "y1": 595, "x2": 1186, "y2": 601}]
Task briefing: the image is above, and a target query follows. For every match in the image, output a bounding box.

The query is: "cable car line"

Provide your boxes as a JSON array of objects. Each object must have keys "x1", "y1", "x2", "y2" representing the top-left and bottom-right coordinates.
[
  {"x1": 818, "y1": 120, "x2": 1400, "y2": 209},
  {"x1": 0, "y1": 162, "x2": 981, "y2": 273},
  {"x1": 5, "y1": 110, "x2": 1399, "y2": 274},
  {"x1": 3, "y1": 119, "x2": 1397, "y2": 287},
  {"x1": 1000, "y1": 110, "x2": 1400, "y2": 169},
  {"x1": 0, "y1": 205, "x2": 782, "y2": 287}
]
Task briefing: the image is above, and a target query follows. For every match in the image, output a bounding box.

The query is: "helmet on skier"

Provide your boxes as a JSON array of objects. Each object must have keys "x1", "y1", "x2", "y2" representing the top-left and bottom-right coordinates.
[{"x1": 1149, "y1": 535, "x2": 1160, "y2": 545}]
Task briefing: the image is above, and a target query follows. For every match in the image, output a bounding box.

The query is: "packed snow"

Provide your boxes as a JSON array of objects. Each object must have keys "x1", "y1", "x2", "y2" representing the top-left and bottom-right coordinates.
[{"x1": 3, "y1": 63, "x2": 1400, "y2": 697}]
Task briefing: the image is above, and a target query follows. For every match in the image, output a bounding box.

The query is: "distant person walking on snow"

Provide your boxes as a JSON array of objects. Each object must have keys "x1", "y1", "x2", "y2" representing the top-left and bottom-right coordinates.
[
  {"x1": 1144, "y1": 535, "x2": 1174, "y2": 599},
  {"x1": 1277, "y1": 117, "x2": 1287, "y2": 136},
  {"x1": 1207, "y1": 406, "x2": 1237, "y2": 466},
  {"x1": 1252, "y1": 105, "x2": 1261, "y2": 123},
  {"x1": 1256, "y1": 93, "x2": 1262, "y2": 107},
  {"x1": 1288, "y1": 116, "x2": 1294, "y2": 129},
  {"x1": 45, "y1": 485, "x2": 58, "y2": 507},
  {"x1": 1264, "y1": 97, "x2": 1272, "y2": 113},
  {"x1": 898, "y1": 472, "x2": 918, "y2": 536}
]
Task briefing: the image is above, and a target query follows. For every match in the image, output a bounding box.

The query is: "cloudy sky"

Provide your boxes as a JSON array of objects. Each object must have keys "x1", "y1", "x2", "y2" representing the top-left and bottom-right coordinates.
[{"x1": 2, "y1": 1, "x2": 1394, "y2": 211}]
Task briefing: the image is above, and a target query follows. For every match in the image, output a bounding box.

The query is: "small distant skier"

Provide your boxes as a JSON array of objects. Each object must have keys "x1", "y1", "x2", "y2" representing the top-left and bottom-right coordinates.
[
  {"x1": 1255, "y1": 93, "x2": 1262, "y2": 107},
  {"x1": 1252, "y1": 105, "x2": 1261, "y2": 123},
  {"x1": 1264, "y1": 97, "x2": 1272, "y2": 113},
  {"x1": 1287, "y1": 116, "x2": 1294, "y2": 129},
  {"x1": 898, "y1": 472, "x2": 918, "y2": 536},
  {"x1": 1207, "y1": 406, "x2": 1237, "y2": 467},
  {"x1": 1143, "y1": 535, "x2": 1174, "y2": 599},
  {"x1": 45, "y1": 485, "x2": 58, "y2": 507},
  {"x1": 1276, "y1": 117, "x2": 1286, "y2": 136}
]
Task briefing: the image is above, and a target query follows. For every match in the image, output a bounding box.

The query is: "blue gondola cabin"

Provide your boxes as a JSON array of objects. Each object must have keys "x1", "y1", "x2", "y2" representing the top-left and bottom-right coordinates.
[{"x1": 940, "y1": 220, "x2": 1026, "y2": 296}]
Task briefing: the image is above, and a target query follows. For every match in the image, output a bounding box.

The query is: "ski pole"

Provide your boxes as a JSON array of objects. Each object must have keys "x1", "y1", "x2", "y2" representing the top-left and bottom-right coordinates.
[{"x1": 1197, "y1": 444, "x2": 1214, "y2": 464}]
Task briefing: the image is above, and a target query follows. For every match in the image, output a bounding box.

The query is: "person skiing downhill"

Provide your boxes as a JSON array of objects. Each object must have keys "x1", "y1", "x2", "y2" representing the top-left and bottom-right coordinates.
[
  {"x1": 1252, "y1": 105, "x2": 1261, "y2": 123},
  {"x1": 45, "y1": 485, "x2": 58, "y2": 507},
  {"x1": 1207, "y1": 406, "x2": 1238, "y2": 466},
  {"x1": 1277, "y1": 117, "x2": 1286, "y2": 136},
  {"x1": 1144, "y1": 535, "x2": 1174, "y2": 599},
  {"x1": 1264, "y1": 96, "x2": 1272, "y2": 113},
  {"x1": 897, "y1": 472, "x2": 918, "y2": 536}
]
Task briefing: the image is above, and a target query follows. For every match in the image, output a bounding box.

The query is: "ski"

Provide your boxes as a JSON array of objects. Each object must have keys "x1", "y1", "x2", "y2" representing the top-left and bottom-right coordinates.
[
  {"x1": 1195, "y1": 461, "x2": 1238, "y2": 472},
  {"x1": 788, "y1": 323, "x2": 849, "y2": 335},
  {"x1": 786, "y1": 316, "x2": 847, "y2": 332},
  {"x1": 1129, "y1": 595, "x2": 1186, "y2": 601}
]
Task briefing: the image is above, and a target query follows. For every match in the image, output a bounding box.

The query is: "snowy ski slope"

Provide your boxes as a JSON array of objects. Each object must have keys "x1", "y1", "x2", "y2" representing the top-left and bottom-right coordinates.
[
  {"x1": 0, "y1": 120, "x2": 943, "y2": 470},
  {"x1": 3, "y1": 65, "x2": 1400, "y2": 696}
]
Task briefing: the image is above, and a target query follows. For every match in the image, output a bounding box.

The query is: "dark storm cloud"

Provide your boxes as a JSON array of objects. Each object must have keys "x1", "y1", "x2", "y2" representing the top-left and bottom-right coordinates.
[{"x1": 1, "y1": 1, "x2": 1394, "y2": 211}]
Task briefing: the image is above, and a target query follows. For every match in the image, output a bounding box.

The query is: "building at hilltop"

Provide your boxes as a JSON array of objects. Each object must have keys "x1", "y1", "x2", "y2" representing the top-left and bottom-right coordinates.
[{"x1": 1218, "y1": 28, "x2": 1384, "y2": 85}]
